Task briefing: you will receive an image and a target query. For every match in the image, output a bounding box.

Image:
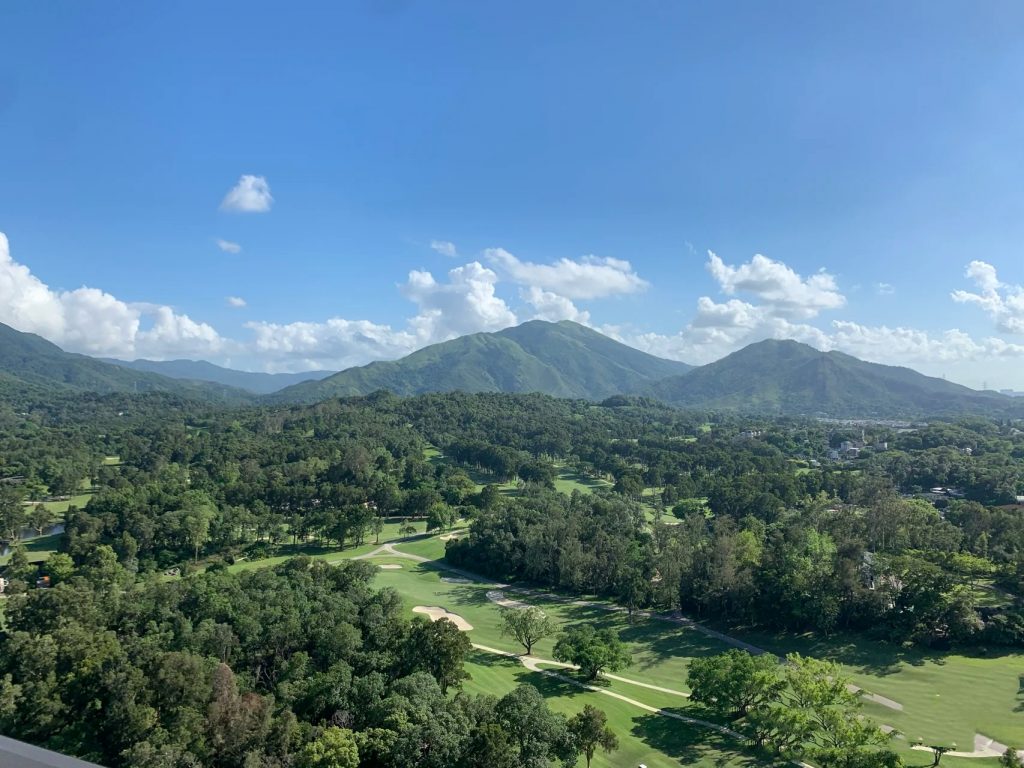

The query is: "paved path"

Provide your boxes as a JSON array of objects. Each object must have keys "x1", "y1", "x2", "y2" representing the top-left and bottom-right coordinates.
[
  {"x1": 362, "y1": 537, "x2": 1023, "y2": 760},
  {"x1": 911, "y1": 733, "x2": 1023, "y2": 760}
]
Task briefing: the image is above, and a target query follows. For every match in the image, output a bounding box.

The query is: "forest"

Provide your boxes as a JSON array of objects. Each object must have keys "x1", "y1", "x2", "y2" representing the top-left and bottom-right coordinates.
[{"x1": 1, "y1": 389, "x2": 1023, "y2": 766}]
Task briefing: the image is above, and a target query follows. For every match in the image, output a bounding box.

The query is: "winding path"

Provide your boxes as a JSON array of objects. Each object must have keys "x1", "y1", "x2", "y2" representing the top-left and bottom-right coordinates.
[{"x1": 358, "y1": 536, "x2": 1017, "y2": 760}]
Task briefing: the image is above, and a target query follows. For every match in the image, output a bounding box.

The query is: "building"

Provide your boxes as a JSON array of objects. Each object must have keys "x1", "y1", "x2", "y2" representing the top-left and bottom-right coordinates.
[{"x1": 0, "y1": 735, "x2": 104, "y2": 768}]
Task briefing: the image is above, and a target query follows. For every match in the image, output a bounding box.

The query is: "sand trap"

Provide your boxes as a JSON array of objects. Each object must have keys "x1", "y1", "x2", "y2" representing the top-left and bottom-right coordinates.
[
  {"x1": 486, "y1": 590, "x2": 529, "y2": 609},
  {"x1": 439, "y1": 533, "x2": 463, "y2": 541},
  {"x1": 413, "y1": 606, "x2": 473, "y2": 631},
  {"x1": 441, "y1": 576, "x2": 471, "y2": 584},
  {"x1": 377, "y1": 563, "x2": 403, "y2": 570}
]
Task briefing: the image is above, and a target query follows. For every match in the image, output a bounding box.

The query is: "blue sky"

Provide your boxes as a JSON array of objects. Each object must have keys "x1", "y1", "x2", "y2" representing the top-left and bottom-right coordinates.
[{"x1": 2, "y1": 1, "x2": 1024, "y2": 386}]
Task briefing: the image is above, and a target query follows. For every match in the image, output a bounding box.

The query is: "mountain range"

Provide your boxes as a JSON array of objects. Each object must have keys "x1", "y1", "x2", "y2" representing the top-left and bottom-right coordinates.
[
  {"x1": 273, "y1": 320, "x2": 692, "y2": 403},
  {"x1": 0, "y1": 323, "x2": 251, "y2": 403},
  {"x1": 645, "y1": 339, "x2": 1014, "y2": 417},
  {"x1": 102, "y1": 358, "x2": 333, "y2": 395},
  {"x1": 0, "y1": 319, "x2": 1019, "y2": 418}
]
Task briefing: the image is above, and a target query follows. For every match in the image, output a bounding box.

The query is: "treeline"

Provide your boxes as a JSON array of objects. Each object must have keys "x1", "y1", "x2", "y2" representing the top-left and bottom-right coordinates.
[
  {"x1": 0, "y1": 551, "x2": 597, "y2": 768},
  {"x1": 447, "y1": 486, "x2": 1024, "y2": 648}
]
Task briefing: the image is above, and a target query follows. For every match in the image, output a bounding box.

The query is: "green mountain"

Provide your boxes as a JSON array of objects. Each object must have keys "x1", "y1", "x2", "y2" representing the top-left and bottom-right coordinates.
[
  {"x1": 102, "y1": 358, "x2": 334, "y2": 394},
  {"x1": 274, "y1": 320, "x2": 693, "y2": 403},
  {"x1": 0, "y1": 322, "x2": 252, "y2": 403},
  {"x1": 646, "y1": 339, "x2": 1018, "y2": 417}
]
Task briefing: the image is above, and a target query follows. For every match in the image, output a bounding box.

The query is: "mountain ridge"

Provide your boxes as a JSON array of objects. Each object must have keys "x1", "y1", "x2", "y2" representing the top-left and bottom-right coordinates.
[
  {"x1": 0, "y1": 322, "x2": 253, "y2": 403},
  {"x1": 645, "y1": 338, "x2": 1016, "y2": 417},
  {"x1": 273, "y1": 320, "x2": 693, "y2": 403},
  {"x1": 101, "y1": 358, "x2": 334, "y2": 394}
]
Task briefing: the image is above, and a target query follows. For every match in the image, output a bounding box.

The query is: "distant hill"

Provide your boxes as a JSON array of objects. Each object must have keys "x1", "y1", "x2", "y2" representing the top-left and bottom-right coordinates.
[
  {"x1": 0, "y1": 322, "x2": 252, "y2": 403},
  {"x1": 646, "y1": 338, "x2": 1018, "y2": 417},
  {"x1": 102, "y1": 358, "x2": 334, "y2": 395},
  {"x1": 274, "y1": 320, "x2": 693, "y2": 403}
]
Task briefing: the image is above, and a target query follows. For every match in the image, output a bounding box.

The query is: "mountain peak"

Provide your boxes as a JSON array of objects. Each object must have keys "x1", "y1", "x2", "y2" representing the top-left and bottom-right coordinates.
[{"x1": 274, "y1": 321, "x2": 692, "y2": 403}]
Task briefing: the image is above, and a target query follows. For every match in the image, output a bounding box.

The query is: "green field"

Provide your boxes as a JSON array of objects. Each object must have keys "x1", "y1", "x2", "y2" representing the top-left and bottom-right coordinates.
[
  {"x1": 552, "y1": 464, "x2": 612, "y2": 495},
  {"x1": 361, "y1": 535, "x2": 1022, "y2": 767},
  {"x1": 0, "y1": 533, "x2": 61, "y2": 566}
]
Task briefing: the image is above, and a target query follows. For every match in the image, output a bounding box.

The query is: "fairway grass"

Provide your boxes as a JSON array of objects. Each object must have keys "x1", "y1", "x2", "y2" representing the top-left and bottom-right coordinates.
[{"x1": 373, "y1": 539, "x2": 1024, "y2": 764}]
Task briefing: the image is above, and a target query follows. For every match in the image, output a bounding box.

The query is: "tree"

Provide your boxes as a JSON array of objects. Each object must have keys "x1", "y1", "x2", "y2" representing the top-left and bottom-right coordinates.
[
  {"x1": 398, "y1": 523, "x2": 418, "y2": 537},
  {"x1": 686, "y1": 649, "x2": 783, "y2": 718},
  {"x1": 298, "y1": 727, "x2": 359, "y2": 768},
  {"x1": 553, "y1": 625, "x2": 631, "y2": 681},
  {"x1": 372, "y1": 515, "x2": 384, "y2": 544},
  {"x1": 427, "y1": 502, "x2": 455, "y2": 533},
  {"x1": 567, "y1": 705, "x2": 618, "y2": 768},
  {"x1": 0, "y1": 485, "x2": 27, "y2": 543},
  {"x1": 43, "y1": 552, "x2": 75, "y2": 584},
  {"x1": 1000, "y1": 748, "x2": 1024, "y2": 768},
  {"x1": 29, "y1": 504, "x2": 52, "y2": 537},
  {"x1": 501, "y1": 606, "x2": 555, "y2": 655},
  {"x1": 407, "y1": 617, "x2": 471, "y2": 693},
  {"x1": 495, "y1": 685, "x2": 577, "y2": 767}
]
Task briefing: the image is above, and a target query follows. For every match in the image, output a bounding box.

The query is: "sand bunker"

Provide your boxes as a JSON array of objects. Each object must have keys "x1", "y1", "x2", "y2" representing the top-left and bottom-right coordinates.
[
  {"x1": 377, "y1": 563, "x2": 402, "y2": 570},
  {"x1": 441, "y1": 576, "x2": 471, "y2": 584},
  {"x1": 486, "y1": 590, "x2": 529, "y2": 609},
  {"x1": 412, "y1": 606, "x2": 473, "y2": 631},
  {"x1": 439, "y1": 533, "x2": 463, "y2": 541}
]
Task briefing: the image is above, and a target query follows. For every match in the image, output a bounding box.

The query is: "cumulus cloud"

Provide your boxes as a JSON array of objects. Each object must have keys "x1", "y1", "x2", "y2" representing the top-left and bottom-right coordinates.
[
  {"x1": 226, "y1": 296, "x2": 247, "y2": 308},
  {"x1": 245, "y1": 318, "x2": 418, "y2": 372},
  {"x1": 951, "y1": 260, "x2": 1024, "y2": 334},
  {"x1": 244, "y1": 262, "x2": 518, "y2": 371},
  {"x1": 876, "y1": 282, "x2": 895, "y2": 295},
  {"x1": 706, "y1": 251, "x2": 844, "y2": 318},
  {"x1": 216, "y1": 239, "x2": 242, "y2": 254},
  {"x1": 0, "y1": 233, "x2": 223, "y2": 359},
  {"x1": 485, "y1": 247, "x2": 648, "y2": 300},
  {"x1": 220, "y1": 175, "x2": 273, "y2": 213},
  {"x1": 521, "y1": 286, "x2": 590, "y2": 324},
  {"x1": 402, "y1": 261, "x2": 517, "y2": 342},
  {"x1": 430, "y1": 240, "x2": 458, "y2": 258}
]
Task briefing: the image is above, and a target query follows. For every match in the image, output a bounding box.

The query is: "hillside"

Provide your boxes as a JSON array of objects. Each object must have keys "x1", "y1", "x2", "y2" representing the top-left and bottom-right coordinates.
[
  {"x1": 0, "y1": 323, "x2": 252, "y2": 403},
  {"x1": 102, "y1": 358, "x2": 334, "y2": 394},
  {"x1": 274, "y1": 320, "x2": 692, "y2": 403},
  {"x1": 646, "y1": 338, "x2": 1018, "y2": 417}
]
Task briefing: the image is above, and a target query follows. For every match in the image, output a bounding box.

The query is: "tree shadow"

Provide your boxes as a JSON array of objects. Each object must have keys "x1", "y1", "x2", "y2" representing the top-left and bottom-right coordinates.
[{"x1": 631, "y1": 711, "x2": 775, "y2": 767}]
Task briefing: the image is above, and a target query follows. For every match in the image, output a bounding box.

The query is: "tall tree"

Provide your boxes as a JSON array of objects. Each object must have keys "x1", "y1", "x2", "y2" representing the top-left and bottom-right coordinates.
[
  {"x1": 567, "y1": 705, "x2": 618, "y2": 768},
  {"x1": 501, "y1": 606, "x2": 555, "y2": 655}
]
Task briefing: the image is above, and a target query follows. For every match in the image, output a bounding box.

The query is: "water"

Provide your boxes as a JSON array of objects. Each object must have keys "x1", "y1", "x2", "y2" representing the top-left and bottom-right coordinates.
[{"x1": 0, "y1": 523, "x2": 65, "y2": 557}]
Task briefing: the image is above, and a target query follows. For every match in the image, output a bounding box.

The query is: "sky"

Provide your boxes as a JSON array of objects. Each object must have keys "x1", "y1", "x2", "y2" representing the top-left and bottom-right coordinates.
[{"x1": 1, "y1": 1, "x2": 1024, "y2": 388}]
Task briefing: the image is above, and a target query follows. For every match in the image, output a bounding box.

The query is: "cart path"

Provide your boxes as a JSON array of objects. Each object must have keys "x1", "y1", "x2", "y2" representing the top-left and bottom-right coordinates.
[{"x1": 360, "y1": 539, "x2": 903, "y2": 711}]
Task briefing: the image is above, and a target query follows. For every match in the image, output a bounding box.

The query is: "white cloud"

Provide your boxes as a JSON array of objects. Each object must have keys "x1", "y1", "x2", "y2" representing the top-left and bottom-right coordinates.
[
  {"x1": 402, "y1": 261, "x2": 517, "y2": 342},
  {"x1": 0, "y1": 232, "x2": 223, "y2": 360},
  {"x1": 244, "y1": 261, "x2": 519, "y2": 371},
  {"x1": 706, "y1": 251, "x2": 845, "y2": 318},
  {"x1": 485, "y1": 247, "x2": 648, "y2": 299},
  {"x1": 430, "y1": 240, "x2": 458, "y2": 258},
  {"x1": 951, "y1": 260, "x2": 1024, "y2": 334},
  {"x1": 876, "y1": 282, "x2": 895, "y2": 295},
  {"x1": 226, "y1": 296, "x2": 247, "y2": 308},
  {"x1": 521, "y1": 286, "x2": 591, "y2": 324},
  {"x1": 216, "y1": 239, "x2": 242, "y2": 254},
  {"x1": 245, "y1": 318, "x2": 417, "y2": 372},
  {"x1": 220, "y1": 175, "x2": 273, "y2": 213}
]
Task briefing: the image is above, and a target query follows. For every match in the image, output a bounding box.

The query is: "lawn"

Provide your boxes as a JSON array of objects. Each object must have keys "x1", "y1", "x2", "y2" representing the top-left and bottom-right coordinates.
[
  {"x1": 35, "y1": 492, "x2": 93, "y2": 515},
  {"x1": 552, "y1": 464, "x2": 612, "y2": 495},
  {"x1": 462, "y1": 650, "x2": 771, "y2": 768},
  {"x1": 375, "y1": 538, "x2": 1024, "y2": 762},
  {"x1": 0, "y1": 533, "x2": 61, "y2": 566}
]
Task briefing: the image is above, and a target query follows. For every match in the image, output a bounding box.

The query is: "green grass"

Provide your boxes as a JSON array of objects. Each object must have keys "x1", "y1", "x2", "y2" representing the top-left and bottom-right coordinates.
[
  {"x1": 0, "y1": 533, "x2": 61, "y2": 565},
  {"x1": 102, "y1": 455, "x2": 122, "y2": 466},
  {"x1": 376, "y1": 539, "x2": 1024, "y2": 762},
  {"x1": 552, "y1": 464, "x2": 612, "y2": 495},
  {"x1": 462, "y1": 651, "x2": 768, "y2": 768},
  {"x1": 30, "y1": 492, "x2": 93, "y2": 514},
  {"x1": 706, "y1": 623, "x2": 1024, "y2": 751}
]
